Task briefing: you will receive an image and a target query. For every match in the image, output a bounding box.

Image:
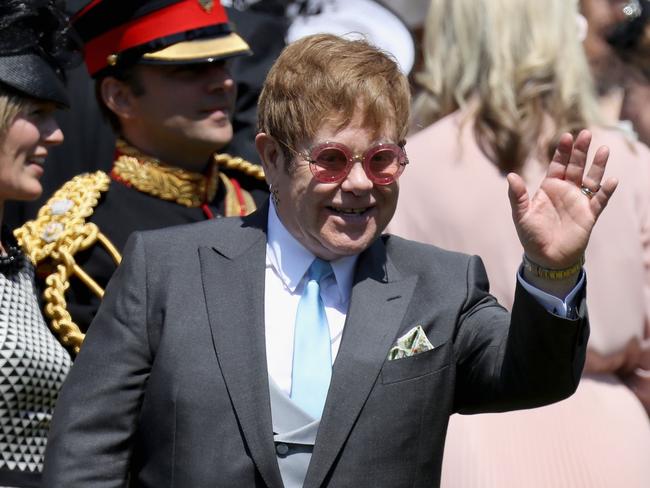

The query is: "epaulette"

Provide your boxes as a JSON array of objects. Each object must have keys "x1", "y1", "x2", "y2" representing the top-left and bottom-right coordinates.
[
  {"x1": 215, "y1": 153, "x2": 266, "y2": 181},
  {"x1": 214, "y1": 153, "x2": 265, "y2": 217},
  {"x1": 14, "y1": 171, "x2": 118, "y2": 355}
]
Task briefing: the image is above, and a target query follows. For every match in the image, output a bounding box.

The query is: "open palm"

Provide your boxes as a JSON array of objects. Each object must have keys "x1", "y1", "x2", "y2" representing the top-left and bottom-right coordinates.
[{"x1": 507, "y1": 130, "x2": 618, "y2": 270}]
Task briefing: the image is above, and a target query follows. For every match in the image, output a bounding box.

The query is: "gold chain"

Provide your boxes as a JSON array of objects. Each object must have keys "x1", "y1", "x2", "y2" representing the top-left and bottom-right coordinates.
[{"x1": 15, "y1": 171, "x2": 113, "y2": 354}]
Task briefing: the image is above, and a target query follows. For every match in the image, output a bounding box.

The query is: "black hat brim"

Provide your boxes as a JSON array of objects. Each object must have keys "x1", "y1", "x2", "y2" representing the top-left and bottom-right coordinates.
[{"x1": 0, "y1": 53, "x2": 69, "y2": 107}]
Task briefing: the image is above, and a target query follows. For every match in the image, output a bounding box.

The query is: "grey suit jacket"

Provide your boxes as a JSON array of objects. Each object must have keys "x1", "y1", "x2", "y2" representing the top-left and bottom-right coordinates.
[{"x1": 41, "y1": 203, "x2": 588, "y2": 488}]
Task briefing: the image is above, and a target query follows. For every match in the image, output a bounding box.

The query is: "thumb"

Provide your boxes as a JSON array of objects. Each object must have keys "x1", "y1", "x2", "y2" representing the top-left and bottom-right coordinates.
[{"x1": 507, "y1": 172, "x2": 529, "y2": 222}]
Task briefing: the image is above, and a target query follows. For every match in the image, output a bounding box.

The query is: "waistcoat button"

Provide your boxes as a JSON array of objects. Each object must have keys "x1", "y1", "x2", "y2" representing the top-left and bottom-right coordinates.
[{"x1": 276, "y1": 443, "x2": 290, "y2": 456}]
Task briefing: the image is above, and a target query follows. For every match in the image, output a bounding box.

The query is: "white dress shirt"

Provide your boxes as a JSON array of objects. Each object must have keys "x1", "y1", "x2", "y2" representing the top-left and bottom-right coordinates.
[
  {"x1": 265, "y1": 203, "x2": 358, "y2": 397},
  {"x1": 264, "y1": 203, "x2": 584, "y2": 397}
]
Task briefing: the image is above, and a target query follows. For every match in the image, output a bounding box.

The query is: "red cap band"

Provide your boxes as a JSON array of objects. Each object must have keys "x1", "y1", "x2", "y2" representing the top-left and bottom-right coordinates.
[{"x1": 81, "y1": 0, "x2": 229, "y2": 75}]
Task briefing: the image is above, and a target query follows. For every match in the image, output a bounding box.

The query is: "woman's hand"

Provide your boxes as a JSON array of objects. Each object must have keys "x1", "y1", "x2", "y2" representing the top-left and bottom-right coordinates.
[
  {"x1": 585, "y1": 326, "x2": 650, "y2": 418},
  {"x1": 625, "y1": 325, "x2": 650, "y2": 417}
]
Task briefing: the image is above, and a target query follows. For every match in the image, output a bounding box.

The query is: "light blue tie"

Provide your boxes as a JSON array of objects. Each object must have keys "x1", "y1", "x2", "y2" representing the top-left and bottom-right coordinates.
[{"x1": 291, "y1": 258, "x2": 333, "y2": 419}]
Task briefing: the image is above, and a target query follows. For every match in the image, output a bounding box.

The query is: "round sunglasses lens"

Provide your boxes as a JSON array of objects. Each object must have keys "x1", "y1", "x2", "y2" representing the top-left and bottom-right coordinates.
[
  {"x1": 313, "y1": 147, "x2": 349, "y2": 180},
  {"x1": 367, "y1": 148, "x2": 400, "y2": 181}
]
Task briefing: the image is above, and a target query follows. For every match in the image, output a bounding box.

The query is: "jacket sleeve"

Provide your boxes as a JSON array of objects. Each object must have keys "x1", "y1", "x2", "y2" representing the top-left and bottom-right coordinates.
[
  {"x1": 42, "y1": 232, "x2": 152, "y2": 487},
  {"x1": 453, "y1": 255, "x2": 589, "y2": 414}
]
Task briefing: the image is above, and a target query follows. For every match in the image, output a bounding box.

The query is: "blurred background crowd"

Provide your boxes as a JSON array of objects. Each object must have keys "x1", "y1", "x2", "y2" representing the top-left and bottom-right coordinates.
[{"x1": 2, "y1": 0, "x2": 650, "y2": 486}]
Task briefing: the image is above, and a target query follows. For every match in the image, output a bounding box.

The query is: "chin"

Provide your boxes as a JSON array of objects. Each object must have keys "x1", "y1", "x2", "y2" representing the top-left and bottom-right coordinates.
[
  {"x1": 205, "y1": 126, "x2": 232, "y2": 142},
  {"x1": 202, "y1": 136, "x2": 232, "y2": 152},
  {"x1": 19, "y1": 178, "x2": 44, "y2": 200},
  {"x1": 8, "y1": 190, "x2": 42, "y2": 202},
  {"x1": 22, "y1": 189, "x2": 43, "y2": 201},
  {"x1": 322, "y1": 239, "x2": 376, "y2": 259}
]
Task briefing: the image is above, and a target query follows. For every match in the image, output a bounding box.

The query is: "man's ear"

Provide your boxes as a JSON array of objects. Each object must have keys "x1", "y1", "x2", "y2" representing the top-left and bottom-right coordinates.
[
  {"x1": 100, "y1": 77, "x2": 137, "y2": 121},
  {"x1": 255, "y1": 132, "x2": 285, "y2": 179}
]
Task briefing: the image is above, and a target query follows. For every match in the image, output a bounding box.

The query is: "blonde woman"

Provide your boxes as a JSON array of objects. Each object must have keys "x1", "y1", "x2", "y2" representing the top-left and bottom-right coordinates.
[
  {"x1": 389, "y1": 0, "x2": 650, "y2": 486},
  {"x1": 0, "y1": 1, "x2": 77, "y2": 486}
]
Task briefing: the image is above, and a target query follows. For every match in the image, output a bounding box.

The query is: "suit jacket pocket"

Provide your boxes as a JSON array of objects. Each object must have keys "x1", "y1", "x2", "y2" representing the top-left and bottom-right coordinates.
[{"x1": 381, "y1": 341, "x2": 451, "y2": 385}]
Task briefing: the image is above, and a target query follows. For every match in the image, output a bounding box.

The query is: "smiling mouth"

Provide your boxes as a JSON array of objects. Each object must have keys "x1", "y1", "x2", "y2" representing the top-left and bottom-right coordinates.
[
  {"x1": 27, "y1": 157, "x2": 46, "y2": 166},
  {"x1": 327, "y1": 206, "x2": 372, "y2": 215}
]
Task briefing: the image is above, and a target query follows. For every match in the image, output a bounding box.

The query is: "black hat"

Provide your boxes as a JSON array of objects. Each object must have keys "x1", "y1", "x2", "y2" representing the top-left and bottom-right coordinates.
[
  {"x1": 73, "y1": 0, "x2": 252, "y2": 77},
  {"x1": 0, "y1": 0, "x2": 80, "y2": 107}
]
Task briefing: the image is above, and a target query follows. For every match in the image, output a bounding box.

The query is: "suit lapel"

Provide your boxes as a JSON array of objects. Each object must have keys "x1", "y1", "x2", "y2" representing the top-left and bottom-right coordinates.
[
  {"x1": 304, "y1": 238, "x2": 418, "y2": 488},
  {"x1": 199, "y1": 206, "x2": 284, "y2": 488}
]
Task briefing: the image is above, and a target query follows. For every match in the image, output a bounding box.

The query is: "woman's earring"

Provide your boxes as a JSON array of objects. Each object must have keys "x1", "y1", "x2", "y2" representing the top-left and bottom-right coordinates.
[{"x1": 269, "y1": 183, "x2": 280, "y2": 207}]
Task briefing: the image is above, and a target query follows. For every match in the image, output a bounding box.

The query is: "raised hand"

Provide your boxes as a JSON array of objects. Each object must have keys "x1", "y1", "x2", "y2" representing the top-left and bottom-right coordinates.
[{"x1": 506, "y1": 130, "x2": 618, "y2": 287}]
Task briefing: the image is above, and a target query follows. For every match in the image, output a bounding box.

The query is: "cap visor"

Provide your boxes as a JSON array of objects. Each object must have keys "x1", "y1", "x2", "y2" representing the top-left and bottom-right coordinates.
[{"x1": 141, "y1": 32, "x2": 251, "y2": 63}]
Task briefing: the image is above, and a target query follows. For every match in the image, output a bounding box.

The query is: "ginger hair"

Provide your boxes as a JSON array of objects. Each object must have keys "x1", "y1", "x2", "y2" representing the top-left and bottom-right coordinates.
[{"x1": 258, "y1": 33, "x2": 411, "y2": 162}]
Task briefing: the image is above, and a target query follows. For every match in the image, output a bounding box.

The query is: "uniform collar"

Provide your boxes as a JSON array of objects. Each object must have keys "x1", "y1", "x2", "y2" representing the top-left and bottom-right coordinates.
[{"x1": 110, "y1": 138, "x2": 219, "y2": 208}]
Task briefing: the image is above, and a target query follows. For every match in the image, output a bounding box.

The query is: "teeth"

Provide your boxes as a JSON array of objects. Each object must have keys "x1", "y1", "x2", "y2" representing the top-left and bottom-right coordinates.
[
  {"x1": 28, "y1": 158, "x2": 45, "y2": 165},
  {"x1": 333, "y1": 207, "x2": 367, "y2": 215}
]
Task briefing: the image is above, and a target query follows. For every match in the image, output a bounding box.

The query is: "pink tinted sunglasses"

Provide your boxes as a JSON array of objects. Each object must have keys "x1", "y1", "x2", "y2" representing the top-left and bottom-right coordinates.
[{"x1": 297, "y1": 141, "x2": 409, "y2": 185}]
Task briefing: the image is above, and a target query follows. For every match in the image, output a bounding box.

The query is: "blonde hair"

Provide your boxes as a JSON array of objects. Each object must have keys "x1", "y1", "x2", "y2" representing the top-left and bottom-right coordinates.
[
  {"x1": 258, "y1": 34, "x2": 411, "y2": 162},
  {"x1": 0, "y1": 89, "x2": 26, "y2": 140},
  {"x1": 414, "y1": 0, "x2": 601, "y2": 173}
]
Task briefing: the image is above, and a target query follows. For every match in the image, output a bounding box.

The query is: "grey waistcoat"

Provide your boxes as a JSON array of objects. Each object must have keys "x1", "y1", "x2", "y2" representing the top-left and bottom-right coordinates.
[{"x1": 268, "y1": 379, "x2": 320, "y2": 488}]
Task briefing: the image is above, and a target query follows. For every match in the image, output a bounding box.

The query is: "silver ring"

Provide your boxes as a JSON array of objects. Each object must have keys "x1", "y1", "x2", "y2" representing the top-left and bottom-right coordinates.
[
  {"x1": 623, "y1": 0, "x2": 642, "y2": 20},
  {"x1": 580, "y1": 185, "x2": 598, "y2": 198}
]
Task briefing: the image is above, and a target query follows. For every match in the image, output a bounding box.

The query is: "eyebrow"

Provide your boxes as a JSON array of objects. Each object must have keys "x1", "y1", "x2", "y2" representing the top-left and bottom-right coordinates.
[{"x1": 309, "y1": 139, "x2": 398, "y2": 149}]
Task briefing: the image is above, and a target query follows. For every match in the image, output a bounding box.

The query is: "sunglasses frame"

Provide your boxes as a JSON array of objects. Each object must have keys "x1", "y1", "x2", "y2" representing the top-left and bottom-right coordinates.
[{"x1": 301, "y1": 141, "x2": 408, "y2": 186}]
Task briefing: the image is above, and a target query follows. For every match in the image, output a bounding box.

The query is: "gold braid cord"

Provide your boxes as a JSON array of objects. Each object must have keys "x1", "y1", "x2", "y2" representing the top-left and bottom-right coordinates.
[
  {"x1": 215, "y1": 153, "x2": 266, "y2": 181},
  {"x1": 14, "y1": 171, "x2": 113, "y2": 354}
]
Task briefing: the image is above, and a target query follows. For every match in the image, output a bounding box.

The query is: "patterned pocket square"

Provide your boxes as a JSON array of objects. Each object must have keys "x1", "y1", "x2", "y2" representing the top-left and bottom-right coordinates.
[{"x1": 387, "y1": 325, "x2": 434, "y2": 360}]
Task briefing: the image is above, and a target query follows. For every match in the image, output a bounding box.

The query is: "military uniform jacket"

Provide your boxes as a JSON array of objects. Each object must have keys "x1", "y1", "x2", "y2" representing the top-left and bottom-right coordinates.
[{"x1": 16, "y1": 144, "x2": 267, "y2": 353}]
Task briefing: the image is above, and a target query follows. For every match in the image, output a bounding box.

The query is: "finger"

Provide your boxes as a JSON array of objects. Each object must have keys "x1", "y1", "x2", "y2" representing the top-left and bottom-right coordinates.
[
  {"x1": 589, "y1": 176, "x2": 618, "y2": 218},
  {"x1": 585, "y1": 350, "x2": 625, "y2": 373},
  {"x1": 506, "y1": 172, "x2": 529, "y2": 222},
  {"x1": 547, "y1": 132, "x2": 574, "y2": 179},
  {"x1": 565, "y1": 129, "x2": 592, "y2": 185},
  {"x1": 582, "y1": 145, "x2": 609, "y2": 191}
]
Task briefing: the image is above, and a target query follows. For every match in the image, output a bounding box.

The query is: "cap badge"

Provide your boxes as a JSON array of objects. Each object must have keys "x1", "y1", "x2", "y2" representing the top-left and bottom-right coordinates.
[{"x1": 198, "y1": 0, "x2": 214, "y2": 12}]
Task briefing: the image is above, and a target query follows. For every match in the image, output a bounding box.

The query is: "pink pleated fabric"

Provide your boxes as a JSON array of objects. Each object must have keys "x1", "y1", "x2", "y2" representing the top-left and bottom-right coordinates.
[{"x1": 441, "y1": 376, "x2": 650, "y2": 488}]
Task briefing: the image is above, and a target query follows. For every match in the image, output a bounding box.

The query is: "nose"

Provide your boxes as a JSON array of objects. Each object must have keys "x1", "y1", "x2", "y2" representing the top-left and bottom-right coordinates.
[
  {"x1": 41, "y1": 115, "x2": 64, "y2": 146},
  {"x1": 206, "y1": 63, "x2": 235, "y2": 94},
  {"x1": 340, "y1": 160, "x2": 373, "y2": 195}
]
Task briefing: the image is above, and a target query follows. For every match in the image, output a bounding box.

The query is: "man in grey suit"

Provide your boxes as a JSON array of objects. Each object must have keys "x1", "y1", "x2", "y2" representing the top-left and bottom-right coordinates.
[{"x1": 42, "y1": 34, "x2": 618, "y2": 487}]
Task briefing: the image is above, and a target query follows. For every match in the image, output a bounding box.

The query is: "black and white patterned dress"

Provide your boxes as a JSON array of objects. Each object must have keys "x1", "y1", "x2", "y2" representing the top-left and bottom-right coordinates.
[{"x1": 0, "y1": 229, "x2": 71, "y2": 488}]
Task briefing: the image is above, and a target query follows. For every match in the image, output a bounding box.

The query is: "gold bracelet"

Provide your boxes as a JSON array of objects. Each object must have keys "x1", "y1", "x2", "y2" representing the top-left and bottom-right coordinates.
[{"x1": 522, "y1": 254, "x2": 585, "y2": 280}]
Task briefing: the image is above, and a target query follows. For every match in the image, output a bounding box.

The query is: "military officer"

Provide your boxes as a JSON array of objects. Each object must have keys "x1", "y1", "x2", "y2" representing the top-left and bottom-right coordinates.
[{"x1": 16, "y1": 0, "x2": 267, "y2": 354}]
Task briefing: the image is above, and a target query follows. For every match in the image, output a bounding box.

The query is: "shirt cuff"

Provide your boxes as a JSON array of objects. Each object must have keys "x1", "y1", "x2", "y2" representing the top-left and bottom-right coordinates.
[{"x1": 517, "y1": 267, "x2": 585, "y2": 318}]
